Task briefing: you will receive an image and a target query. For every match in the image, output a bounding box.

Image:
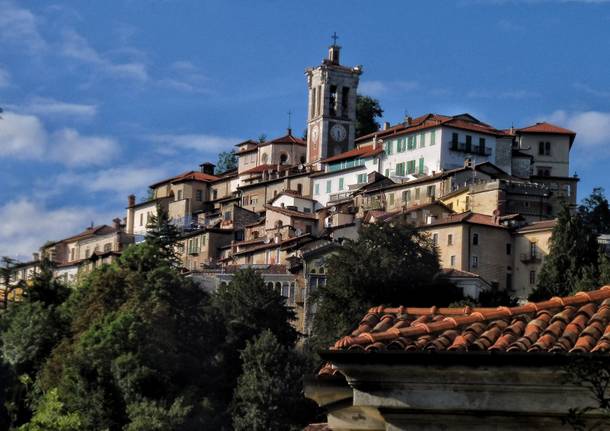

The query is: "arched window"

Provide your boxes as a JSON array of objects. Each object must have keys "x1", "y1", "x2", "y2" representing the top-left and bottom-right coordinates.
[
  {"x1": 252, "y1": 231, "x2": 259, "y2": 239},
  {"x1": 280, "y1": 153, "x2": 288, "y2": 164},
  {"x1": 261, "y1": 153, "x2": 269, "y2": 164},
  {"x1": 300, "y1": 155, "x2": 306, "y2": 164},
  {"x1": 275, "y1": 282, "x2": 282, "y2": 292},
  {"x1": 267, "y1": 282, "x2": 274, "y2": 290}
]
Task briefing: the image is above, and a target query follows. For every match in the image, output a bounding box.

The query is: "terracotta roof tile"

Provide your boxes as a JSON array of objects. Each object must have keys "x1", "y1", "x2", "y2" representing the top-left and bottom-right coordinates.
[
  {"x1": 150, "y1": 170, "x2": 219, "y2": 187},
  {"x1": 517, "y1": 122, "x2": 576, "y2": 136},
  {"x1": 325, "y1": 287, "x2": 610, "y2": 357},
  {"x1": 321, "y1": 146, "x2": 383, "y2": 164}
]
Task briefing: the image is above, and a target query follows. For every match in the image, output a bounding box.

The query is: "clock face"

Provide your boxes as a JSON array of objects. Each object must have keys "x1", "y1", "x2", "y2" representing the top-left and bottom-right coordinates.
[
  {"x1": 330, "y1": 124, "x2": 347, "y2": 142},
  {"x1": 311, "y1": 124, "x2": 319, "y2": 145}
]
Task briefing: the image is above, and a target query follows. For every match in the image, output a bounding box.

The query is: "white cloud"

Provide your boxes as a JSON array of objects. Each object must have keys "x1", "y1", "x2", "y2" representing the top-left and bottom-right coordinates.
[
  {"x1": 542, "y1": 110, "x2": 610, "y2": 147},
  {"x1": 0, "y1": 66, "x2": 10, "y2": 87},
  {"x1": 467, "y1": 89, "x2": 539, "y2": 99},
  {"x1": 50, "y1": 129, "x2": 120, "y2": 166},
  {"x1": 61, "y1": 29, "x2": 148, "y2": 82},
  {"x1": 0, "y1": 110, "x2": 119, "y2": 166},
  {"x1": 0, "y1": 112, "x2": 47, "y2": 159},
  {"x1": 0, "y1": 1, "x2": 46, "y2": 52},
  {"x1": 149, "y1": 133, "x2": 240, "y2": 155},
  {"x1": 359, "y1": 80, "x2": 419, "y2": 97},
  {"x1": 573, "y1": 82, "x2": 610, "y2": 98},
  {"x1": 158, "y1": 60, "x2": 210, "y2": 94},
  {"x1": 22, "y1": 97, "x2": 97, "y2": 119},
  {"x1": 57, "y1": 166, "x2": 169, "y2": 195},
  {"x1": 0, "y1": 199, "x2": 115, "y2": 260}
]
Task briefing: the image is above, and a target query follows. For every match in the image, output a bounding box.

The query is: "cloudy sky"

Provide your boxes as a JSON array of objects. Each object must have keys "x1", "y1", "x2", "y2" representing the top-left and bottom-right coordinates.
[{"x1": 1, "y1": 0, "x2": 610, "y2": 259}]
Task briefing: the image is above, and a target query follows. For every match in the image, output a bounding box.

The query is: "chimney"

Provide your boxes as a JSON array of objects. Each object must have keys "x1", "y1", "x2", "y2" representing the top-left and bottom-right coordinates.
[
  {"x1": 128, "y1": 194, "x2": 136, "y2": 207},
  {"x1": 113, "y1": 217, "x2": 122, "y2": 231},
  {"x1": 404, "y1": 116, "x2": 413, "y2": 126},
  {"x1": 200, "y1": 162, "x2": 216, "y2": 175},
  {"x1": 383, "y1": 121, "x2": 391, "y2": 131},
  {"x1": 32, "y1": 252, "x2": 39, "y2": 261}
]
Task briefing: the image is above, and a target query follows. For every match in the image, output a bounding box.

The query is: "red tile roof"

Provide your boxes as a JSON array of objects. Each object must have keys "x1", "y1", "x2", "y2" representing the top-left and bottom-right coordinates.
[
  {"x1": 259, "y1": 130, "x2": 306, "y2": 147},
  {"x1": 329, "y1": 286, "x2": 610, "y2": 354},
  {"x1": 150, "y1": 170, "x2": 219, "y2": 187},
  {"x1": 356, "y1": 113, "x2": 511, "y2": 143},
  {"x1": 517, "y1": 122, "x2": 576, "y2": 136},
  {"x1": 264, "y1": 204, "x2": 318, "y2": 220},
  {"x1": 321, "y1": 146, "x2": 384, "y2": 164},
  {"x1": 424, "y1": 211, "x2": 504, "y2": 229}
]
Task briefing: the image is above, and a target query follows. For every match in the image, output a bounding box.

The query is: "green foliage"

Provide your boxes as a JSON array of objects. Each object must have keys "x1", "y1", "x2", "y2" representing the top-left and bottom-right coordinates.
[
  {"x1": 212, "y1": 268, "x2": 298, "y2": 421},
  {"x1": 579, "y1": 187, "x2": 610, "y2": 235},
  {"x1": 18, "y1": 389, "x2": 81, "y2": 431},
  {"x1": 232, "y1": 330, "x2": 315, "y2": 431},
  {"x1": 144, "y1": 204, "x2": 183, "y2": 268},
  {"x1": 215, "y1": 150, "x2": 238, "y2": 174},
  {"x1": 309, "y1": 222, "x2": 459, "y2": 352},
  {"x1": 125, "y1": 398, "x2": 192, "y2": 431},
  {"x1": 530, "y1": 204, "x2": 601, "y2": 300},
  {"x1": 1, "y1": 256, "x2": 19, "y2": 310},
  {"x1": 356, "y1": 95, "x2": 383, "y2": 138}
]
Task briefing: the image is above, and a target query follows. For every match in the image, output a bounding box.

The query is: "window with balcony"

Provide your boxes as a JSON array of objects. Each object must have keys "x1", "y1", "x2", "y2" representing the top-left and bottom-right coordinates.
[{"x1": 451, "y1": 132, "x2": 458, "y2": 145}]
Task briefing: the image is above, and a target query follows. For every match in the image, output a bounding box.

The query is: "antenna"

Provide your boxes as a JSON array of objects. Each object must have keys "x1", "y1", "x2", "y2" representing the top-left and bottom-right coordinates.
[{"x1": 287, "y1": 109, "x2": 292, "y2": 132}]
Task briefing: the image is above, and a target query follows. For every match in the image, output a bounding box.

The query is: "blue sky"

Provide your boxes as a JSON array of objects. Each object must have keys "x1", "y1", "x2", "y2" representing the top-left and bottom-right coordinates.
[{"x1": 1, "y1": 0, "x2": 610, "y2": 259}]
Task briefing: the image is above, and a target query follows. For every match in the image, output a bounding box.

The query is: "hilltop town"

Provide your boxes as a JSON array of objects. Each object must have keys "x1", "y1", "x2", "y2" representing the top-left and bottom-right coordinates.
[{"x1": 4, "y1": 42, "x2": 580, "y2": 335}]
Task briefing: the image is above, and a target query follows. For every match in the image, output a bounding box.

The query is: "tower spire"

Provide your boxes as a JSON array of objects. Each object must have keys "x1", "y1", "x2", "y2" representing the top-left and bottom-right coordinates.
[{"x1": 328, "y1": 32, "x2": 341, "y2": 64}]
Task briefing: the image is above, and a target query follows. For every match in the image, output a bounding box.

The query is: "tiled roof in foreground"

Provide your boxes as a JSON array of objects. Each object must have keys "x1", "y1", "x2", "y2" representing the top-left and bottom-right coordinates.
[{"x1": 331, "y1": 286, "x2": 610, "y2": 354}]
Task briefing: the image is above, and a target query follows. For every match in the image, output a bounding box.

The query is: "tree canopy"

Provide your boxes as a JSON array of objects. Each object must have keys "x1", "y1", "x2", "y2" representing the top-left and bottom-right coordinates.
[
  {"x1": 356, "y1": 95, "x2": 384, "y2": 138},
  {"x1": 309, "y1": 221, "x2": 461, "y2": 352},
  {"x1": 215, "y1": 150, "x2": 238, "y2": 174}
]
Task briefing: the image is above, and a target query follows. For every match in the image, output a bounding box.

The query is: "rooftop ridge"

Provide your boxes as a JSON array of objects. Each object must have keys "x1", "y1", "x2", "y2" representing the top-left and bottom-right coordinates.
[{"x1": 333, "y1": 286, "x2": 610, "y2": 349}]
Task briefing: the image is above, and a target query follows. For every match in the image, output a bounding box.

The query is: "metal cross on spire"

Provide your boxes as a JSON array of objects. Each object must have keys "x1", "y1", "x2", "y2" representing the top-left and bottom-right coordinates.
[
  {"x1": 287, "y1": 109, "x2": 292, "y2": 131},
  {"x1": 331, "y1": 32, "x2": 339, "y2": 46}
]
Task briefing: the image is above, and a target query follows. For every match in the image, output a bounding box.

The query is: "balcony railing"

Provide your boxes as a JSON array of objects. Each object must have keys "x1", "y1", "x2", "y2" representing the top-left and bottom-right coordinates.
[
  {"x1": 450, "y1": 142, "x2": 492, "y2": 156},
  {"x1": 520, "y1": 252, "x2": 541, "y2": 263}
]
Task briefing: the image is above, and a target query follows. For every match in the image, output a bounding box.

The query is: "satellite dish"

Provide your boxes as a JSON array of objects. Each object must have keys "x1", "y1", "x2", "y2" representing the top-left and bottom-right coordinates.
[{"x1": 264, "y1": 237, "x2": 271, "y2": 244}]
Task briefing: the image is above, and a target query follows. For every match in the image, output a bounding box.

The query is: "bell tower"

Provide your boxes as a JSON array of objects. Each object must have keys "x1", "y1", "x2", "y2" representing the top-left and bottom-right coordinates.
[{"x1": 305, "y1": 34, "x2": 362, "y2": 167}]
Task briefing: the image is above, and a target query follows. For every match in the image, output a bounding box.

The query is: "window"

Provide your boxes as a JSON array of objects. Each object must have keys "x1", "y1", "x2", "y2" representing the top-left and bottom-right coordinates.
[
  {"x1": 85, "y1": 249, "x2": 90, "y2": 258},
  {"x1": 472, "y1": 233, "x2": 479, "y2": 245},
  {"x1": 224, "y1": 211, "x2": 231, "y2": 221},
  {"x1": 415, "y1": 188, "x2": 421, "y2": 200},
  {"x1": 451, "y1": 132, "x2": 458, "y2": 144},
  {"x1": 196, "y1": 190, "x2": 203, "y2": 201},
  {"x1": 329, "y1": 85, "x2": 337, "y2": 116},
  {"x1": 385, "y1": 140, "x2": 393, "y2": 155},
  {"x1": 465, "y1": 135, "x2": 472, "y2": 152},
  {"x1": 447, "y1": 234, "x2": 453, "y2": 245},
  {"x1": 357, "y1": 173, "x2": 367, "y2": 184},
  {"x1": 407, "y1": 135, "x2": 416, "y2": 150},
  {"x1": 213, "y1": 190, "x2": 218, "y2": 200},
  {"x1": 396, "y1": 162, "x2": 405, "y2": 176},
  {"x1": 530, "y1": 242, "x2": 537, "y2": 259},
  {"x1": 389, "y1": 193, "x2": 394, "y2": 206},
  {"x1": 432, "y1": 233, "x2": 438, "y2": 246},
  {"x1": 314, "y1": 184, "x2": 320, "y2": 195},
  {"x1": 506, "y1": 243, "x2": 512, "y2": 255},
  {"x1": 407, "y1": 160, "x2": 416, "y2": 174},
  {"x1": 398, "y1": 138, "x2": 406, "y2": 152},
  {"x1": 70, "y1": 248, "x2": 75, "y2": 261},
  {"x1": 479, "y1": 137, "x2": 486, "y2": 154},
  {"x1": 139, "y1": 213, "x2": 144, "y2": 226},
  {"x1": 430, "y1": 130, "x2": 436, "y2": 145},
  {"x1": 402, "y1": 190, "x2": 411, "y2": 202},
  {"x1": 450, "y1": 255, "x2": 456, "y2": 267},
  {"x1": 297, "y1": 184, "x2": 303, "y2": 195},
  {"x1": 177, "y1": 190, "x2": 183, "y2": 201},
  {"x1": 419, "y1": 133, "x2": 425, "y2": 148},
  {"x1": 426, "y1": 185, "x2": 435, "y2": 198},
  {"x1": 341, "y1": 87, "x2": 349, "y2": 113},
  {"x1": 418, "y1": 158, "x2": 425, "y2": 174},
  {"x1": 104, "y1": 243, "x2": 111, "y2": 252},
  {"x1": 472, "y1": 256, "x2": 479, "y2": 268},
  {"x1": 338, "y1": 178, "x2": 344, "y2": 190},
  {"x1": 539, "y1": 141, "x2": 551, "y2": 155},
  {"x1": 537, "y1": 167, "x2": 551, "y2": 177},
  {"x1": 385, "y1": 169, "x2": 390, "y2": 177},
  {"x1": 326, "y1": 180, "x2": 331, "y2": 193},
  {"x1": 529, "y1": 270, "x2": 536, "y2": 285}
]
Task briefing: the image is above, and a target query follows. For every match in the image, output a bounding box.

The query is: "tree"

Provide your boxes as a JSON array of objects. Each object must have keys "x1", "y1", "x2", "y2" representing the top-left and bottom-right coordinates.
[
  {"x1": 18, "y1": 389, "x2": 82, "y2": 431},
  {"x1": 216, "y1": 151, "x2": 238, "y2": 174},
  {"x1": 579, "y1": 188, "x2": 610, "y2": 235},
  {"x1": 231, "y1": 330, "x2": 315, "y2": 431},
  {"x1": 36, "y1": 240, "x2": 226, "y2": 430},
  {"x1": 211, "y1": 269, "x2": 298, "y2": 422},
  {"x1": 143, "y1": 204, "x2": 182, "y2": 268},
  {"x1": 309, "y1": 221, "x2": 460, "y2": 352},
  {"x1": 356, "y1": 95, "x2": 383, "y2": 138},
  {"x1": 530, "y1": 204, "x2": 600, "y2": 300}
]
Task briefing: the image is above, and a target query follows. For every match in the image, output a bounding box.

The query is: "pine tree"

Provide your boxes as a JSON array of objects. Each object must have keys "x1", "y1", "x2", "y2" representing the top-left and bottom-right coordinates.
[
  {"x1": 530, "y1": 204, "x2": 600, "y2": 300},
  {"x1": 231, "y1": 330, "x2": 314, "y2": 431},
  {"x1": 356, "y1": 95, "x2": 383, "y2": 138},
  {"x1": 579, "y1": 187, "x2": 610, "y2": 235},
  {"x1": 144, "y1": 203, "x2": 182, "y2": 268}
]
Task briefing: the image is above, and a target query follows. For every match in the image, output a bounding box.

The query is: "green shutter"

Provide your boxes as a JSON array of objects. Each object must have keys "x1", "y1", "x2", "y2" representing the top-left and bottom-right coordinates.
[
  {"x1": 326, "y1": 181, "x2": 331, "y2": 193},
  {"x1": 339, "y1": 178, "x2": 344, "y2": 190},
  {"x1": 430, "y1": 130, "x2": 436, "y2": 145},
  {"x1": 418, "y1": 158, "x2": 424, "y2": 174}
]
